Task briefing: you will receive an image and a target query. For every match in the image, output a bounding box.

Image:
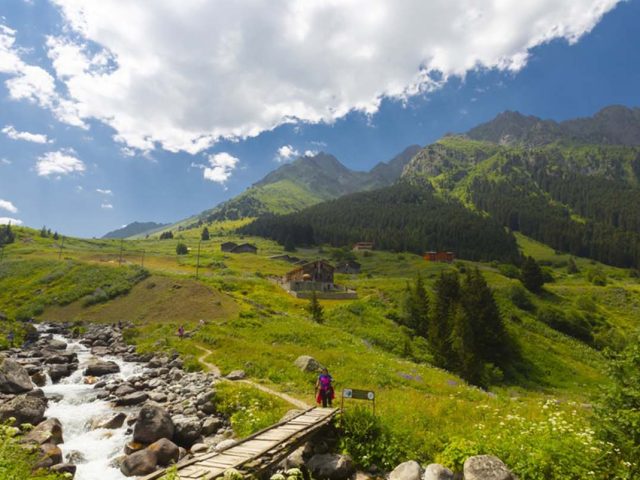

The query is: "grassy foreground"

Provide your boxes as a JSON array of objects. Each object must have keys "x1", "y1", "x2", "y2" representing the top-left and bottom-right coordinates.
[{"x1": 1, "y1": 225, "x2": 639, "y2": 477}]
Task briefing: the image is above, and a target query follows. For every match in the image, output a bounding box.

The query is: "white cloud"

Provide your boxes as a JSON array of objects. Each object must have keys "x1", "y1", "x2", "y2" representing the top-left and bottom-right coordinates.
[
  {"x1": 35, "y1": 149, "x2": 86, "y2": 177},
  {"x1": 0, "y1": 199, "x2": 18, "y2": 214},
  {"x1": 2, "y1": 125, "x2": 51, "y2": 144},
  {"x1": 101, "y1": 203, "x2": 113, "y2": 209},
  {"x1": 275, "y1": 145, "x2": 299, "y2": 163},
  {"x1": 96, "y1": 188, "x2": 113, "y2": 195},
  {"x1": 0, "y1": 158, "x2": 10, "y2": 165},
  {"x1": 3, "y1": 1, "x2": 622, "y2": 154},
  {"x1": 202, "y1": 152, "x2": 239, "y2": 184},
  {"x1": 303, "y1": 150, "x2": 318, "y2": 157},
  {"x1": 0, "y1": 217, "x2": 22, "y2": 225}
]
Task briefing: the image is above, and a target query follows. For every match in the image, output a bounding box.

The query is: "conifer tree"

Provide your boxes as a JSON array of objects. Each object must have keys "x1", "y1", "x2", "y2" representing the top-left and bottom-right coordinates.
[
  {"x1": 53, "y1": 231, "x2": 59, "y2": 241},
  {"x1": 40, "y1": 226, "x2": 48, "y2": 238},
  {"x1": 201, "y1": 227, "x2": 210, "y2": 241},
  {"x1": 429, "y1": 271, "x2": 459, "y2": 368},
  {"x1": 449, "y1": 303, "x2": 480, "y2": 384},
  {"x1": 307, "y1": 291, "x2": 324, "y2": 323},
  {"x1": 521, "y1": 256, "x2": 544, "y2": 293}
]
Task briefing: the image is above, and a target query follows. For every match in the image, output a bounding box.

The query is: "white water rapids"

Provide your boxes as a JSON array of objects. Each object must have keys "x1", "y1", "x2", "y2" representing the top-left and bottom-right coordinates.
[{"x1": 41, "y1": 335, "x2": 144, "y2": 480}]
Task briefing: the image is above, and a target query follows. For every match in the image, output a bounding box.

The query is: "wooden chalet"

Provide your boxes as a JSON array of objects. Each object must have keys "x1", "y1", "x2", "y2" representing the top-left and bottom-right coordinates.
[
  {"x1": 281, "y1": 260, "x2": 357, "y2": 299},
  {"x1": 285, "y1": 260, "x2": 334, "y2": 284},
  {"x1": 231, "y1": 243, "x2": 257, "y2": 254},
  {"x1": 423, "y1": 251, "x2": 455, "y2": 263},
  {"x1": 221, "y1": 242, "x2": 238, "y2": 252},
  {"x1": 352, "y1": 242, "x2": 374, "y2": 251}
]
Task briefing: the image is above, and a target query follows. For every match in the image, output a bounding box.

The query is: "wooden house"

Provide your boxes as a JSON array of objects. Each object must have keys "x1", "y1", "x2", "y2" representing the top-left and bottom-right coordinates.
[
  {"x1": 231, "y1": 243, "x2": 257, "y2": 254},
  {"x1": 353, "y1": 242, "x2": 374, "y2": 251},
  {"x1": 423, "y1": 251, "x2": 455, "y2": 263},
  {"x1": 285, "y1": 260, "x2": 334, "y2": 284},
  {"x1": 281, "y1": 260, "x2": 357, "y2": 299},
  {"x1": 221, "y1": 242, "x2": 238, "y2": 252}
]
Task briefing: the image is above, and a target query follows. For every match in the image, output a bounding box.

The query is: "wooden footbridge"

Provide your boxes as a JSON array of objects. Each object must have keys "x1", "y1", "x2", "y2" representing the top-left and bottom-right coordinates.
[{"x1": 140, "y1": 407, "x2": 339, "y2": 480}]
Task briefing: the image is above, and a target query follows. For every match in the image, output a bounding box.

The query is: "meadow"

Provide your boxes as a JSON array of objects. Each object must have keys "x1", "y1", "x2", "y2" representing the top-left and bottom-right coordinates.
[{"x1": 1, "y1": 224, "x2": 639, "y2": 477}]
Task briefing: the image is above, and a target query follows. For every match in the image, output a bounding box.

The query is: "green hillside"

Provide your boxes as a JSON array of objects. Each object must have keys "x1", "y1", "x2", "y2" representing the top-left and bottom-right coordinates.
[{"x1": 1, "y1": 224, "x2": 639, "y2": 477}]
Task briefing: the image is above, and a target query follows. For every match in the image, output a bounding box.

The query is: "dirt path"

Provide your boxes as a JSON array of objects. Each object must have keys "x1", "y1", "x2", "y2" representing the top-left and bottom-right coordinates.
[{"x1": 195, "y1": 345, "x2": 311, "y2": 410}]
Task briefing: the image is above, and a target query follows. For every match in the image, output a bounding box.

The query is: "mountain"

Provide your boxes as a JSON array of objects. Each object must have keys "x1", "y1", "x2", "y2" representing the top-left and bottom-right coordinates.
[
  {"x1": 193, "y1": 147, "x2": 420, "y2": 224},
  {"x1": 102, "y1": 221, "x2": 168, "y2": 239},
  {"x1": 466, "y1": 105, "x2": 640, "y2": 146}
]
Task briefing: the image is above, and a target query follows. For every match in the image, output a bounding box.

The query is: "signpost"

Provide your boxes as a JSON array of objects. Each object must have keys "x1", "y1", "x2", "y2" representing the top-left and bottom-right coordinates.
[{"x1": 341, "y1": 388, "x2": 376, "y2": 415}]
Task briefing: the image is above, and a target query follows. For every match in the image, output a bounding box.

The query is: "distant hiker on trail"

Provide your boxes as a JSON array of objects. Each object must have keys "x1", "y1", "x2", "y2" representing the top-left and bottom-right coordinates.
[
  {"x1": 177, "y1": 325, "x2": 185, "y2": 339},
  {"x1": 315, "y1": 368, "x2": 335, "y2": 408}
]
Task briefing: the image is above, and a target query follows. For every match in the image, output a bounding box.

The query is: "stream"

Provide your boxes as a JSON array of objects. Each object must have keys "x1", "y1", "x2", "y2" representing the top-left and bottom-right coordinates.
[{"x1": 41, "y1": 334, "x2": 143, "y2": 480}]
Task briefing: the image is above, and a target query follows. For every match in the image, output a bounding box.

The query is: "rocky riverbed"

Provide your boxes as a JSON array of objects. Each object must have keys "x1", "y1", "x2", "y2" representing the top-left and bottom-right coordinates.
[{"x1": 0, "y1": 323, "x2": 233, "y2": 479}]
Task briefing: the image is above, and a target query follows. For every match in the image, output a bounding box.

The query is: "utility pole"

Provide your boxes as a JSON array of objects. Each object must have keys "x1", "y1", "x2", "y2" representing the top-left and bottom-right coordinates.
[
  {"x1": 119, "y1": 239, "x2": 124, "y2": 265},
  {"x1": 195, "y1": 239, "x2": 202, "y2": 280},
  {"x1": 58, "y1": 236, "x2": 65, "y2": 261}
]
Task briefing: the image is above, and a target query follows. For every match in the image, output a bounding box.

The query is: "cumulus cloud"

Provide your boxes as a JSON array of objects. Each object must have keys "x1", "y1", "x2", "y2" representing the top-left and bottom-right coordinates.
[
  {"x1": 3, "y1": 1, "x2": 622, "y2": 154},
  {"x1": 2, "y1": 125, "x2": 51, "y2": 144},
  {"x1": 275, "y1": 145, "x2": 300, "y2": 163},
  {"x1": 199, "y1": 152, "x2": 239, "y2": 184},
  {"x1": 0, "y1": 199, "x2": 18, "y2": 214},
  {"x1": 96, "y1": 188, "x2": 113, "y2": 195},
  {"x1": 101, "y1": 203, "x2": 113, "y2": 209},
  {"x1": 0, "y1": 158, "x2": 10, "y2": 165},
  {"x1": 36, "y1": 149, "x2": 86, "y2": 177},
  {"x1": 0, "y1": 217, "x2": 22, "y2": 225}
]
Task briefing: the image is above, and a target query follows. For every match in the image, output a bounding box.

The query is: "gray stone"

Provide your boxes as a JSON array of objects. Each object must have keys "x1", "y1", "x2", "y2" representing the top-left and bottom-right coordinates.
[
  {"x1": 51, "y1": 463, "x2": 77, "y2": 476},
  {"x1": 463, "y1": 455, "x2": 514, "y2": 480},
  {"x1": 390, "y1": 461, "x2": 423, "y2": 480},
  {"x1": 22, "y1": 418, "x2": 63, "y2": 445},
  {"x1": 294, "y1": 355, "x2": 322, "y2": 373},
  {"x1": 0, "y1": 394, "x2": 47, "y2": 425},
  {"x1": 149, "y1": 392, "x2": 167, "y2": 403},
  {"x1": 225, "y1": 370, "x2": 246, "y2": 380},
  {"x1": 423, "y1": 464, "x2": 454, "y2": 480},
  {"x1": 115, "y1": 391, "x2": 149, "y2": 406},
  {"x1": 114, "y1": 384, "x2": 136, "y2": 397},
  {"x1": 172, "y1": 415, "x2": 203, "y2": 448},
  {"x1": 84, "y1": 359, "x2": 120, "y2": 377},
  {"x1": 0, "y1": 356, "x2": 34, "y2": 393},
  {"x1": 34, "y1": 443, "x2": 63, "y2": 469},
  {"x1": 190, "y1": 442, "x2": 208, "y2": 454},
  {"x1": 47, "y1": 364, "x2": 75, "y2": 383},
  {"x1": 91, "y1": 412, "x2": 127, "y2": 430},
  {"x1": 147, "y1": 438, "x2": 180, "y2": 466},
  {"x1": 202, "y1": 417, "x2": 223, "y2": 436},
  {"x1": 215, "y1": 439, "x2": 237, "y2": 451},
  {"x1": 307, "y1": 453, "x2": 356, "y2": 480},
  {"x1": 133, "y1": 403, "x2": 175, "y2": 445},
  {"x1": 120, "y1": 449, "x2": 158, "y2": 477}
]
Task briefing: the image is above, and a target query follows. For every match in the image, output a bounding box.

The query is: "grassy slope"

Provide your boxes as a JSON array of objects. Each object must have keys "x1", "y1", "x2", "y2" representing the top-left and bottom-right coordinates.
[{"x1": 1, "y1": 225, "x2": 639, "y2": 473}]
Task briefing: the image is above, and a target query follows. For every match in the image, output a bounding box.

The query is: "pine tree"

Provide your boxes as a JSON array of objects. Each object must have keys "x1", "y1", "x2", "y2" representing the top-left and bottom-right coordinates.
[
  {"x1": 53, "y1": 231, "x2": 59, "y2": 241},
  {"x1": 201, "y1": 227, "x2": 210, "y2": 241},
  {"x1": 449, "y1": 303, "x2": 480, "y2": 384},
  {"x1": 521, "y1": 256, "x2": 544, "y2": 293},
  {"x1": 429, "y1": 271, "x2": 459, "y2": 368},
  {"x1": 0, "y1": 223, "x2": 15, "y2": 246},
  {"x1": 40, "y1": 226, "x2": 48, "y2": 238},
  {"x1": 307, "y1": 291, "x2": 324, "y2": 323}
]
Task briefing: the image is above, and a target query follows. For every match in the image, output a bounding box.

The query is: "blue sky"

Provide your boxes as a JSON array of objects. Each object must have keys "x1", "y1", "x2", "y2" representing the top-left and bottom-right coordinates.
[{"x1": 0, "y1": 0, "x2": 638, "y2": 237}]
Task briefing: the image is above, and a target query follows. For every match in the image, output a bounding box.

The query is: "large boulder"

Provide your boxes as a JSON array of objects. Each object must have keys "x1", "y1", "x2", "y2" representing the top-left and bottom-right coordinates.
[
  {"x1": 133, "y1": 404, "x2": 175, "y2": 445},
  {"x1": 120, "y1": 449, "x2": 158, "y2": 477},
  {"x1": 115, "y1": 392, "x2": 149, "y2": 406},
  {"x1": 307, "y1": 453, "x2": 356, "y2": 480},
  {"x1": 226, "y1": 370, "x2": 246, "y2": 381},
  {"x1": 423, "y1": 464, "x2": 454, "y2": 480},
  {"x1": 0, "y1": 394, "x2": 47, "y2": 425},
  {"x1": 294, "y1": 355, "x2": 322, "y2": 373},
  {"x1": 90, "y1": 412, "x2": 127, "y2": 430},
  {"x1": 463, "y1": 455, "x2": 514, "y2": 480},
  {"x1": 48, "y1": 364, "x2": 75, "y2": 383},
  {"x1": 389, "y1": 461, "x2": 423, "y2": 480},
  {"x1": 33, "y1": 443, "x2": 63, "y2": 470},
  {"x1": 84, "y1": 359, "x2": 120, "y2": 377},
  {"x1": 0, "y1": 356, "x2": 34, "y2": 393},
  {"x1": 172, "y1": 415, "x2": 203, "y2": 448},
  {"x1": 147, "y1": 438, "x2": 180, "y2": 466},
  {"x1": 22, "y1": 418, "x2": 63, "y2": 445}
]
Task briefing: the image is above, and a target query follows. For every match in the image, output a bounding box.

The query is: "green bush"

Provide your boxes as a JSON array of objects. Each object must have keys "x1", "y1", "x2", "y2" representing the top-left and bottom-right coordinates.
[
  {"x1": 176, "y1": 243, "x2": 189, "y2": 255},
  {"x1": 0, "y1": 422, "x2": 63, "y2": 480},
  {"x1": 508, "y1": 285, "x2": 535, "y2": 312},
  {"x1": 537, "y1": 307, "x2": 592, "y2": 344}
]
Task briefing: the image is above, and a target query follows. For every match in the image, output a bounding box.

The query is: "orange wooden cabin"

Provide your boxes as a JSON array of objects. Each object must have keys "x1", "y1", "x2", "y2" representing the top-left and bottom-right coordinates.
[{"x1": 423, "y1": 251, "x2": 455, "y2": 263}]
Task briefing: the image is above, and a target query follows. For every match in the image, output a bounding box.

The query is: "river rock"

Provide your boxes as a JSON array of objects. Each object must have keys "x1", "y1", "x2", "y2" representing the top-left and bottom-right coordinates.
[
  {"x1": 91, "y1": 412, "x2": 127, "y2": 430},
  {"x1": 47, "y1": 338, "x2": 68, "y2": 350},
  {"x1": 191, "y1": 442, "x2": 208, "y2": 454},
  {"x1": 0, "y1": 394, "x2": 47, "y2": 425},
  {"x1": 225, "y1": 370, "x2": 245, "y2": 380},
  {"x1": 22, "y1": 418, "x2": 64, "y2": 445},
  {"x1": 390, "y1": 461, "x2": 423, "y2": 480},
  {"x1": 215, "y1": 439, "x2": 237, "y2": 451},
  {"x1": 0, "y1": 356, "x2": 34, "y2": 393},
  {"x1": 172, "y1": 415, "x2": 203, "y2": 447},
  {"x1": 423, "y1": 464, "x2": 454, "y2": 480},
  {"x1": 84, "y1": 359, "x2": 120, "y2": 377},
  {"x1": 31, "y1": 372, "x2": 47, "y2": 387},
  {"x1": 294, "y1": 355, "x2": 322, "y2": 373},
  {"x1": 463, "y1": 455, "x2": 514, "y2": 480},
  {"x1": 202, "y1": 417, "x2": 223, "y2": 436},
  {"x1": 51, "y1": 463, "x2": 77, "y2": 476},
  {"x1": 34, "y1": 443, "x2": 63, "y2": 469},
  {"x1": 149, "y1": 392, "x2": 167, "y2": 403},
  {"x1": 115, "y1": 384, "x2": 136, "y2": 397},
  {"x1": 307, "y1": 453, "x2": 356, "y2": 480},
  {"x1": 133, "y1": 404, "x2": 175, "y2": 444},
  {"x1": 48, "y1": 364, "x2": 75, "y2": 383},
  {"x1": 120, "y1": 449, "x2": 158, "y2": 477},
  {"x1": 67, "y1": 450, "x2": 86, "y2": 464},
  {"x1": 284, "y1": 446, "x2": 306, "y2": 469},
  {"x1": 115, "y1": 391, "x2": 149, "y2": 406},
  {"x1": 147, "y1": 438, "x2": 180, "y2": 466}
]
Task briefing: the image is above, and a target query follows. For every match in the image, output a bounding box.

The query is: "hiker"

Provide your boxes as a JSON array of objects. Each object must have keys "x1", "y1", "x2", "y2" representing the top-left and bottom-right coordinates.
[
  {"x1": 315, "y1": 368, "x2": 335, "y2": 408},
  {"x1": 177, "y1": 325, "x2": 185, "y2": 339}
]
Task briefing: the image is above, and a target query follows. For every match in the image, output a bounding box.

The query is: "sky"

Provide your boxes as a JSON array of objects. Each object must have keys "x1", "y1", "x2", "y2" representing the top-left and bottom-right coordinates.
[{"x1": 0, "y1": 0, "x2": 639, "y2": 238}]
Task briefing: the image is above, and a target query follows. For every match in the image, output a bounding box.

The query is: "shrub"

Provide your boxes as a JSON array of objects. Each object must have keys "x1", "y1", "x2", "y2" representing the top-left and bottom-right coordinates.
[
  {"x1": 176, "y1": 243, "x2": 189, "y2": 255},
  {"x1": 537, "y1": 307, "x2": 592, "y2": 344},
  {"x1": 0, "y1": 422, "x2": 62, "y2": 479},
  {"x1": 498, "y1": 264, "x2": 520, "y2": 279},
  {"x1": 586, "y1": 267, "x2": 607, "y2": 286},
  {"x1": 508, "y1": 285, "x2": 535, "y2": 312}
]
